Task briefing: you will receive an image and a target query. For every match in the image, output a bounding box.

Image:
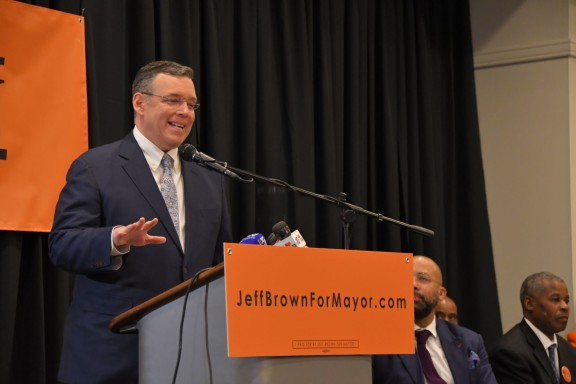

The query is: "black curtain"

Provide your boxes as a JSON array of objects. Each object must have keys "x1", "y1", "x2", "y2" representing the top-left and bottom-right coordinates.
[{"x1": 0, "y1": 1, "x2": 501, "y2": 382}]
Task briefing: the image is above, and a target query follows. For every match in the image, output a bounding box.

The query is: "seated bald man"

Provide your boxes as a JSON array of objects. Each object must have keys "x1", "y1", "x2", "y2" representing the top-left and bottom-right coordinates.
[
  {"x1": 372, "y1": 255, "x2": 497, "y2": 384},
  {"x1": 436, "y1": 296, "x2": 459, "y2": 325}
]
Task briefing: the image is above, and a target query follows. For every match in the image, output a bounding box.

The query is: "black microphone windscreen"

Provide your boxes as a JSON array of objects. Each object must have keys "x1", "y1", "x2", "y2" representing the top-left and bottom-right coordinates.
[
  {"x1": 266, "y1": 233, "x2": 279, "y2": 245},
  {"x1": 178, "y1": 144, "x2": 197, "y2": 161},
  {"x1": 271, "y1": 221, "x2": 291, "y2": 240}
]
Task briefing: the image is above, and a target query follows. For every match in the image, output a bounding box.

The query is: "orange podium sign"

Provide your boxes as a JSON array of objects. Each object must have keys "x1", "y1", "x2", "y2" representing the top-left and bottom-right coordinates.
[{"x1": 224, "y1": 243, "x2": 414, "y2": 357}]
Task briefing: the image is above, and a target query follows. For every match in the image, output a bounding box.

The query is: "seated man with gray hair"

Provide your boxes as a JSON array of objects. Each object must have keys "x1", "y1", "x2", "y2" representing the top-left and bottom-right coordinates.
[{"x1": 490, "y1": 272, "x2": 576, "y2": 384}]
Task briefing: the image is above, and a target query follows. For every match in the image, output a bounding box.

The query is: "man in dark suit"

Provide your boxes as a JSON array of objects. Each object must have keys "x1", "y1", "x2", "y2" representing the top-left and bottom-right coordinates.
[
  {"x1": 490, "y1": 272, "x2": 576, "y2": 383},
  {"x1": 372, "y1": 255, "x2": 497, "y2": 384},
  {"x1": 49, "y1": 61, "x2": 232, "y2": 383}
]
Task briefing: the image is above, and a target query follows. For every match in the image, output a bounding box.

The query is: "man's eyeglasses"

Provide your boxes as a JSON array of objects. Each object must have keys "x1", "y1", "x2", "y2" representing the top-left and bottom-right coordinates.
[
  {"x1": 414, "y1": 272, "x2": 439, "y2": 286},
  {"x1": 140, "y1": 92, "x2": 200, "y2": 111}
]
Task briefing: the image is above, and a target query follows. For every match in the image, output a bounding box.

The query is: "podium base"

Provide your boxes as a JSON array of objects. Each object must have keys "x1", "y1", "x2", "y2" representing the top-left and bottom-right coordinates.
[{"x1": 138, "y1": 277, "x2": 372, "y2": 384}]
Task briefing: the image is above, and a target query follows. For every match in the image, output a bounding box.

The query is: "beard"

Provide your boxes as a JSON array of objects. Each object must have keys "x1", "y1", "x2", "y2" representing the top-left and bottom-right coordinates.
[{"x1": 414, "y1": 291, "x2": 439, "y2": 320}]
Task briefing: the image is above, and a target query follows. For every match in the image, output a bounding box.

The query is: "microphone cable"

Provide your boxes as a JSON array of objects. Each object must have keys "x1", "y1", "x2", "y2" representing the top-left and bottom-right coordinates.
[
  {"x1": 204, "y1": 281, "x2": 214, "y2": 384},
  {"x1": 171, "y1": 267, "x2": 212, "y2": 384}
]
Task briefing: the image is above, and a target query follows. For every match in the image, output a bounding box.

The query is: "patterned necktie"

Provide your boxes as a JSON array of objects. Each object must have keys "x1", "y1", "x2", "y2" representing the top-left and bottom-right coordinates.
[
  {"x1": 160, "y1": 154, "x2": 179, "y2": 234},
  {"x1": 416, "y1": 330, "x2": 447, "y2": 384},
  {"x1": 548, "y1": 344, "x2": 560, "y2": 383}
]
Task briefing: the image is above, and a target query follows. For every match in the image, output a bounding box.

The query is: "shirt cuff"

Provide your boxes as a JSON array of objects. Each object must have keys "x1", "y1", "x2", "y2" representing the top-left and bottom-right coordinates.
[{"x1": 110, "y1": 226, "x2": 130, "y2": 270}]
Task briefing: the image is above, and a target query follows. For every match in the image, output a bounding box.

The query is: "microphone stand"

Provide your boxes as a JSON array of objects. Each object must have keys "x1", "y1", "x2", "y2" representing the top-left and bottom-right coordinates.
[
  {"x1": 222, "y1": 164, "x2": 434, "y2": 247},
  {"x1": 338, "y1": 192, "x2": 356, "y2": 250}
]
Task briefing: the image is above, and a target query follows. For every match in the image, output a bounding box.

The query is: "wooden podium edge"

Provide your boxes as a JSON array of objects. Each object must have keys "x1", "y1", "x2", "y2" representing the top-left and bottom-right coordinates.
[{"x1": 108, "y1": 263, "x2": 225, "y2": 333}]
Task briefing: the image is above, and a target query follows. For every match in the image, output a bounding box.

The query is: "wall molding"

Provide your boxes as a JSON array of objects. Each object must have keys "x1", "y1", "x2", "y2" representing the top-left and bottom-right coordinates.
[{"x1": 474, "y1": 40, "x2": 576, "y2": 69}]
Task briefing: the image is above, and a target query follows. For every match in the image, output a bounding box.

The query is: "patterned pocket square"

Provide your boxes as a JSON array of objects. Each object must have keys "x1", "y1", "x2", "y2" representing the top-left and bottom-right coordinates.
[{"x1": 467, "y1": 349, "x2": 480, "y2": 369}]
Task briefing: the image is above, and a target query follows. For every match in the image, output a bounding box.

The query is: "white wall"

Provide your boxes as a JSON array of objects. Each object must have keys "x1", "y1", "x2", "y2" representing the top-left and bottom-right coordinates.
[{"x1": 470, "y1": 0, "x2": 576, "y2": 333}]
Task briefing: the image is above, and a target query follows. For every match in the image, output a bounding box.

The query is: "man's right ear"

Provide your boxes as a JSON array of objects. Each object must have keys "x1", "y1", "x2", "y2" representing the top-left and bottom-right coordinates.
[
  {"x1": 523, "y1": 296, "x2": 534, "y2": 312},
  {"x1": 133, "y1": 93, "x2": 145, "y2": 113},
  {"x1": 438, "y1": 286, "x2": 447, "y2": 300}
]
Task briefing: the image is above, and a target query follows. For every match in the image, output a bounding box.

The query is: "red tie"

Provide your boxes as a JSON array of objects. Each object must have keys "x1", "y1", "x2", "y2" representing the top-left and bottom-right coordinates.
[{"x1": 415, "y1": 330, "x2": 447, "y2": 384}]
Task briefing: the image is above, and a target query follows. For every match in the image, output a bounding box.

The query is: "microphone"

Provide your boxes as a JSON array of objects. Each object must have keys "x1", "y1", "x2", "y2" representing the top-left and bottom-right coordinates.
[
  {"x1": 266, "y1": 232, "x2": 279, "y2": 245},
  {"x1": 274, "y1": 229, "x2": 307, "y2": 247},
  {"x1": 178, "y1": 144, "x2": 244, "y2": 181},
  {"x1": 269, "y1": 221, "x2": 307, "y2": 248},
  {"x1": 239, "y1": 233, "x2": 267, "y2": 245},
  {"x1": 271, "y1": 221, "x2": 292, "y2": 240}
]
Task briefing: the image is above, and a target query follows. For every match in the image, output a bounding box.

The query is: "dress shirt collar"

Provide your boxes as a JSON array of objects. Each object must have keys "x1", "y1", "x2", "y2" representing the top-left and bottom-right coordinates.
[
  {"x1": 415, "y1": 316, "x2": 439, "y2": 339},
  {"x1": 133, "y1": 126, "x2": 181, "y2": 173},
  {"x1": 524, "y1": 317, "x2": 558, "y2": 349}
]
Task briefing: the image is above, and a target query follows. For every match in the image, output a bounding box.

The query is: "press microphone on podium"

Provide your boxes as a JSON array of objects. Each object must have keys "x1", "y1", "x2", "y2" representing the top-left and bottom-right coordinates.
[
  {"x1": 269, "y1": 221, "x2": 307, "y2": 247},
  {"x1": 178, "y1": 144, "x2": 245, "y2": 181},
  {"x1": 275, "y1": 230, "x2": 307, "y2": 247},
  {"x1": 266, "y1": 233, "x2": 279, "y2": 245},
  {"x1": 266, "y1": 221, "x2": 289, "y2": 245},
  {"x1": 239, "y1": 233, "x2": 267, "y2": 245},
  {"x1": 271, "y1": 221, "x2": 292, "y2": 241}
]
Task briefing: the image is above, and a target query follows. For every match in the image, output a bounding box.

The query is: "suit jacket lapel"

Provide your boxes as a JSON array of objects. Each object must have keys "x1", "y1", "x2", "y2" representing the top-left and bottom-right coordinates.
[
  {"x1": 399, "y1": 354, "x2": 425, "y2": 384},
  {"x1": 520, "y1": 320, "x2": 558, "y2": 383},
  {"x1": 437, "y1": 320, "x2": 468, "y2": 382},
  {"x1": 181, "y1": 159, "x2": 199, "y2": 264},
  {"x1": 118, "y1": 134, "x2": 183, "y2": 253}
]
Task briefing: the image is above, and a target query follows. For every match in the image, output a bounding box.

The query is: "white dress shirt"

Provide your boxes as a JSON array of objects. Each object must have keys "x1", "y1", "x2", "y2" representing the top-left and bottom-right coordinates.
[
  {"x1": 133, "y1": 127, "x2": 186, "y2": 248},
  {"x1": 525, "y1": 317, "x2": 559, "y2": 376}
]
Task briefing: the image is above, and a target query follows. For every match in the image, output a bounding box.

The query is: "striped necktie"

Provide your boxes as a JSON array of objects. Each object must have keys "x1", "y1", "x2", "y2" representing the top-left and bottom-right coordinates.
[{"x1": 548, "y1": 344, "x2": 560, "y2": 383}]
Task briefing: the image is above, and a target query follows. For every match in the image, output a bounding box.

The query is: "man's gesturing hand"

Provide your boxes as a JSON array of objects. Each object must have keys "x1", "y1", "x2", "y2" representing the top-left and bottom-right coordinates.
[{"x1": 112, "y1": 217, "x2": 167, "y2": 247}]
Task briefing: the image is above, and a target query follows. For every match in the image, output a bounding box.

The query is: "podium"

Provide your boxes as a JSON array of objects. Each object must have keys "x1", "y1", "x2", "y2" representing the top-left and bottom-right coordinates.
[{"x1": 109, "y1": 246, "x2": 414, "y2": 383}]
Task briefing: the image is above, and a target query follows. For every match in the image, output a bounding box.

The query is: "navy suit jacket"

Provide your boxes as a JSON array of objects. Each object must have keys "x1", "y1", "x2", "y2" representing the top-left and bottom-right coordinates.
[
  {"x1": 49, "y1": 132, "x2": 232, "y2": 383},
  {"x1": 372, "y1": 319, "x2": 497, "y2": 384},
  {"x1": 490, "y1": 319, "x2": 576, "y2": 384}
]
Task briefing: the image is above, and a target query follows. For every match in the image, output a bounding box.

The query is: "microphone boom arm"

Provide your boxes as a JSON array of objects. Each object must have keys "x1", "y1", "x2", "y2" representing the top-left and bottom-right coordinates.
[{"x1": 224, "y1": 164, "x2": 434, "y2": 237}]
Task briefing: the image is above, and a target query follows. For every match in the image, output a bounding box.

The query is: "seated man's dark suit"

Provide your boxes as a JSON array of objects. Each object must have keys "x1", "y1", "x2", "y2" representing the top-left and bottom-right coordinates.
[
  {"x1": 490, "y1": 319, "x2": 576, "y2": 384},
  {"x1": 372, "y1": 318, "x2": 497, "y2": 384},
  {"x1": 49, "y1": 132, "x2": 232, "y2": 383}
]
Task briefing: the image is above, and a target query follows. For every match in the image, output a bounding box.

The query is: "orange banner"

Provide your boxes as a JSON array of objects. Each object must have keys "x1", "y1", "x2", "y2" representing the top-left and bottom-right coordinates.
[
  {"x1": 0, "y1": 1, "x2": 88, "y2": 232},
  {"x1": 224, "y1": 243, "x2": 414, "y2": 357}
]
